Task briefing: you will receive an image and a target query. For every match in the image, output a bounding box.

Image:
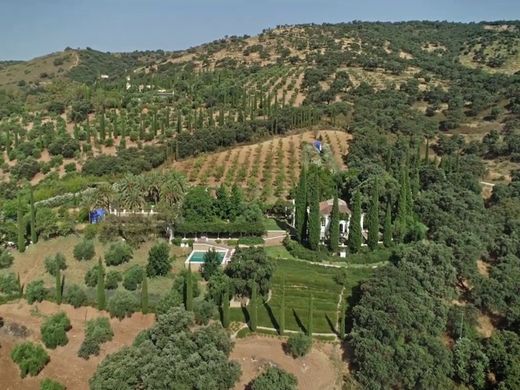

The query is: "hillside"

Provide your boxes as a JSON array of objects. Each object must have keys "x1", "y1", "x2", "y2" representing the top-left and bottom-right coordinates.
[{"x1": 0, "y1": 21, "x2": 519, "y2": 188}]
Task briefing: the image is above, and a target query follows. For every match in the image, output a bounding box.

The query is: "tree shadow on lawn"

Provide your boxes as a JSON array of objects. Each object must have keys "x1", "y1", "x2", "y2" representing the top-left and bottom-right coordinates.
[
  {"x1": 325, "y1": 313, "x2": 337, "y2": 336},
  {"x1": 263, "y1": 301, "x2": 280, "y2": 333},
  {"x1": 292, "y1": 309, "x2": 307, "y2": 334}
]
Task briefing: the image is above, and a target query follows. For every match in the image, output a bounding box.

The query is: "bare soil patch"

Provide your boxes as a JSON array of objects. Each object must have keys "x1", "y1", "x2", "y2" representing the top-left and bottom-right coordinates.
[
  {"x1": 0, "y1": 300, "x2": 154, "y2": 390},
  {"x1": 231, "y1": 335, "x2": 342, "y2": 390}
]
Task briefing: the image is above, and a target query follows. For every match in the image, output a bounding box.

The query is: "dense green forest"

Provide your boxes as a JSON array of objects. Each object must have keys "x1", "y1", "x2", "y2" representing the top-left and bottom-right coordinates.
[{"x1": 0, "y1": 20, "x2": 520, "y2": 389}]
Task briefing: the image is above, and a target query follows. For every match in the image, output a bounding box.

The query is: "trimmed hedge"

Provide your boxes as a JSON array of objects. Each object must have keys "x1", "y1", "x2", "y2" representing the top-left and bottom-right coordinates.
[{"x1": 175, "y1": 221, "x2": 265, "y2": 236}]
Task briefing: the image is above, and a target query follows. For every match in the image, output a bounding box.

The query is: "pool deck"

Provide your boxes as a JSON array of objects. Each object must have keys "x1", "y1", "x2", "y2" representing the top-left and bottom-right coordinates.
[{"x1": 184, "y1": 243, "x2": 234, "y2": 270}]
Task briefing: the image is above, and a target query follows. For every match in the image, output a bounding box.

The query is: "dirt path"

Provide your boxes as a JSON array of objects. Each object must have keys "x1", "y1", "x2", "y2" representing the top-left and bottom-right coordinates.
[
  {"x1": 0, "y1": 300, "x2": 154, "y2": 390},
  {"x1": 231, "y1": 335, "x2": 342, "y2": 390}
]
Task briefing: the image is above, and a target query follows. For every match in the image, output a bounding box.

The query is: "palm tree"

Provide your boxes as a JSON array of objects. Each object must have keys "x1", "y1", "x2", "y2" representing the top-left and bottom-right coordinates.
[
  {"x1": 115, "y1": 174, "x2": 146, "y2": 212},
  {"x1": 84, "y1": 183, "x2": 115, "y2": 211},
  {"x1": 159, "y1": 172, "x2": 187, "y2": 209}
]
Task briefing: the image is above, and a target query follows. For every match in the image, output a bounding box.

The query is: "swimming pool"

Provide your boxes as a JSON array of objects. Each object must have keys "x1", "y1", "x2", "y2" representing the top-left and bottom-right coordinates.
[{"x1": 187, "y1": 250, "x2": 227, "y2": 264}]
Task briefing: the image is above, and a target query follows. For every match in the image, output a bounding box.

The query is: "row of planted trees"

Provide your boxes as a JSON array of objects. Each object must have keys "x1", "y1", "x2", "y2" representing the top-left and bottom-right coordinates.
[{"x1": 294, "y1": 145, "x2": 425, "y2": 255}]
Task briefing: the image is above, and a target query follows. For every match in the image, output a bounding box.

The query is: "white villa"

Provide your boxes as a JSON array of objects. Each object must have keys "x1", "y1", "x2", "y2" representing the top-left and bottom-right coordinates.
[{"x1": 291, "y1": 197, "x2": 365, "y2": 244}]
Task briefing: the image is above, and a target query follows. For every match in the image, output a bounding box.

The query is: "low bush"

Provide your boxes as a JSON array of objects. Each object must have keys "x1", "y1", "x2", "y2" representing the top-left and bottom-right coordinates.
[
  {"x1": 286, "y1": 333, "x2": 312, "y2": 358},
  {"x1": 40, "y1": 378, "x2": 66, "y2": 390},
  {"x1": 238, "y1": 236, "x2": 265, "y2": 246},
  {"x1": 44, "y1": 253, "x2": 67, "y2": 276},
  {"x1": 78, "y1": 317, "x2": 113, "y2": 359},
  {"x1": 83, "y1": 224, "x2": 98, "y2": 240},
  {"x1": 105, "y1": 270, "x2": 122, "y2": 290},
  {"x1": 41, "y1": 312, "x2": 71, "y2": 349},
  {"x1": 73, "y1": 240, "x2": 95, "y2": 261},
  {"x1": 0, "y1": 272, "x2": 20, "y2": 296},
  {"x1": 64, "y1": 284, "x2": 88, "y2": 308},
  {"x1": 122, "y1": 265, "x2": 144, "y2": 291},
  {"x1": 84, "y1": 264, "x2": 102, "y2": 287},
  {"x1": 193, "y1": 300, "x2": 217, "y2": 325},
  {"x1": 105, "y1": 242, "x2": 133, "y2": 266},
  {"x1": 0, "y1": 249, "x2": 14, "y2": 269},
  {"x1": 26, "y1": 280, "x2": 48, "y2": 304},
  {"x1": 11, "y1": 341, "x2": 49, "y2": 378},
  {"x1": 108, "y1": 290, "x2": 137, "y2": 319},
  {"x1": 249, "y1": 367, "x2": 297, "y2": 390}
]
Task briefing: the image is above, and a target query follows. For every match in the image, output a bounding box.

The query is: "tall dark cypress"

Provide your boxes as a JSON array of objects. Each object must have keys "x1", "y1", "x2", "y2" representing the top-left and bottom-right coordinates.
[
  {"x1": 29, "y1": 186, "x2": 37, "y2": 244},
  {"x1": 249, "y1": 282, "x2": 257, "y2": 332},
  {"x1": 185, "y1": 265, "x2": 193, "y2": 311},
  {"x1": 383, "y1": 202, "x2": 393, "y2": 248},
  {"x1": 279, "y1": 274, "x2": 286, "y2": 335},
  {"x1": 308, "y1": 172, "x2": 321, "y2": 251},
  {"x1": 141, "y1": 276, "x2": 149, "y2": 314},
  {"x1": 17, "y1": 194, "x2": 25, "y2": 253},
  {"x1": 294, "y1": 167, "x2": 308, "y2": 243},
  {"x1": 55, "y1": 268, "x2": 62, "y2": 305},
  {"x1": 222, "y1": 287, "x2": 230, "y2": 328},
  {"x1": 348, "y1": 191, "x2": 362, "y2": 254},
  {"x1": 367, "y1": 178, "x2": 380, "y2": 250},
  {"x1": 329, "y1": 193, "x2": 340, "y2": 253},
  {"x1": 96, "y1": 257, "x2": 105, "y2": 310}
]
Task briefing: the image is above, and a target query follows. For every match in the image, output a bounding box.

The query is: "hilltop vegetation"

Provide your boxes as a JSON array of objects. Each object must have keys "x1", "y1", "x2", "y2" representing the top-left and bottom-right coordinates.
[{"x1": 0, "y1": 20, "x2": 520, "y2": 390}]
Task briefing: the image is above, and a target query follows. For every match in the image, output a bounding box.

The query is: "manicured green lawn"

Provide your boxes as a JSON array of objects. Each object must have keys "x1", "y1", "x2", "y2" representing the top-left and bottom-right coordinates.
[
  {"x1": 230, "y1": 258, "x2": 375, "y2": 334},
  {"x1": 264, "y1": 245, "x2": 296, "y2": 259},
  {"x1": 263, "y1": 217, "x2": 286, "y2": 230}
]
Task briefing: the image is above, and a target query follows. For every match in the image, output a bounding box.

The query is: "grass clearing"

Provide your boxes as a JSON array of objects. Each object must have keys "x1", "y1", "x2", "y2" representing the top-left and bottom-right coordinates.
[
  {"x1": 7, "y1": 235, "x2": 190, "y2": 298},
  {"x1": 230, "y1": 258, "x2": 374, "y2": 334}
]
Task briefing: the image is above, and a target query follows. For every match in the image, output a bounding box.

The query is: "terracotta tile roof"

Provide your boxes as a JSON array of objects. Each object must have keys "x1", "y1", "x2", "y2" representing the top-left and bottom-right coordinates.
[{"x1": 319, "y1": 198, "x2": 351, "y2": 215}]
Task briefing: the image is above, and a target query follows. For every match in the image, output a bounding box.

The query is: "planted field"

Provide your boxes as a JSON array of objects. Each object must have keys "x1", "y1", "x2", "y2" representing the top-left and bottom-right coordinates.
[
  {"x1": 230, "y1": 257, "x2": 374, "y2": 334},
  {"x1": 172, "y1": 129, "x2": 351, "y2": 199}
]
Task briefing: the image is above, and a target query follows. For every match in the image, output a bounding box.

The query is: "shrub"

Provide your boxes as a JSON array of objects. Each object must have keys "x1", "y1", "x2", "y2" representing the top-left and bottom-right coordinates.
[
  {"x1": 73, "y1": 240, "x2": 95, "y2": 261},
  {"x1": 286, "y1": 333, "x2": 312, "y2": 358},
  {"x1": 83, "y1": 224, "x2": 98, "y2": 240},
  {"x1": 193, "y1": 300, "x2": 217, "y2": 325},
  {"x1": 250, "y1": 367, "x2": 297, "y2": 390},
  {"x1": 146, "y1": 241, "x2": 171, "y2": 277},
  {"x1": 0, "y1": 249, "x2": 14, "y2": 269},
  {"x1": 44, "y1": 253, "x2": 67, "y2": 276},
  {"x1": 40, "y1": 378, "x2": 66, "y2": 390},
  {"x1": 238, "y1": 236, "x2": 265, "y2": 246},
  {"x1": 11, "y1": 342, "x2": 49, "y2": 378},
  {"x1": 105, "y1": 242, "x2": 133, "y2": 266},
  {"x1": 26, "y1": 280, "x2": 48, "y2": 304},
  {"x1": 108, "y1": 290, "x2": 137, "y2": 319},
  {"x1": 105, "y1": 270, "x2": 122, "y2": 290},
  {"x1": 122, "y1": 265, "x2": 144, "y2": 291},
  {"x1": 64, "y1": 284, "x2": 87, "y2": 308},
  {"x1": 41, "y1": 312, "x2": 71, "y2": 349},
  {"x1": 0, "y1": 272, "x2": 20, "y2": 296},
  {"x1": 156, "y1": 288, "x2": 183, "y2": 315},
  {"x1": 78, "y1": 317, "x2": 113, "y2": 359},
  {"x1": 85, "y1": 264, "x2": 102, "y2": 287}
]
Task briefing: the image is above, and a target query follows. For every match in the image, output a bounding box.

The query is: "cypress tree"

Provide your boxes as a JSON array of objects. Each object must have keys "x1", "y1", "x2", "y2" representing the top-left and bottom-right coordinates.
[
  {"x1": 307, "y1": 293, "x2": 313, "y2": 336},
  {"x1": 294, "y1": 167, "x2": 308, "y2": 244},
  {"x1": 96, "y1": 257, "x2": 105, "y2": 310},
  {"x1": 249, "y1": 282, "x2": 257, "y2": 332},
  {"x1": 222, "y1": 287, "x2": 230, "y2": 328},
  {"x1": 424, "y1": 138, "x2": 430, "y2": 163},
  {"x1": 17, "y1": 194, "x2": 25, "y2": 253},
  {"x1": 308, "y1": 172, "x2": 320, "y2": 251},
  {"x1": 55, "y1": 268, "x2": 62, "y2": 304},
  {"x1": 185, "y1": 265, "x2": 193, "y2": 311},
  {"x1": 176, "y1": 115, "x2": 182, "y2": 133},
  {"x1": 29, "y1": 186, "x2": 37, "y2": 244},
  {"x1": 279, "y1": 274, "x2": 286, "y2": 335},
  {"x1": 329, "y1": 193, "x2": 340, "y2": 253},
  {"x1": 383, "y1": 202, "x2": 393, "y2": 248},
  {"x1": 348, "y1": 191, "x2": 362, "y2": 254},
  {"x1": 338, "y1": 301, "x2": 346, "y2": 340},
  {"x1": 396, "y1": 163, "x2": 410, "y2": 242},
  {"x1": 367, "y1": 178, "x2": 380, "y2": 250},
  {"x1": 141, "y1": 276, "x2": 149, "y2": 314}
]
